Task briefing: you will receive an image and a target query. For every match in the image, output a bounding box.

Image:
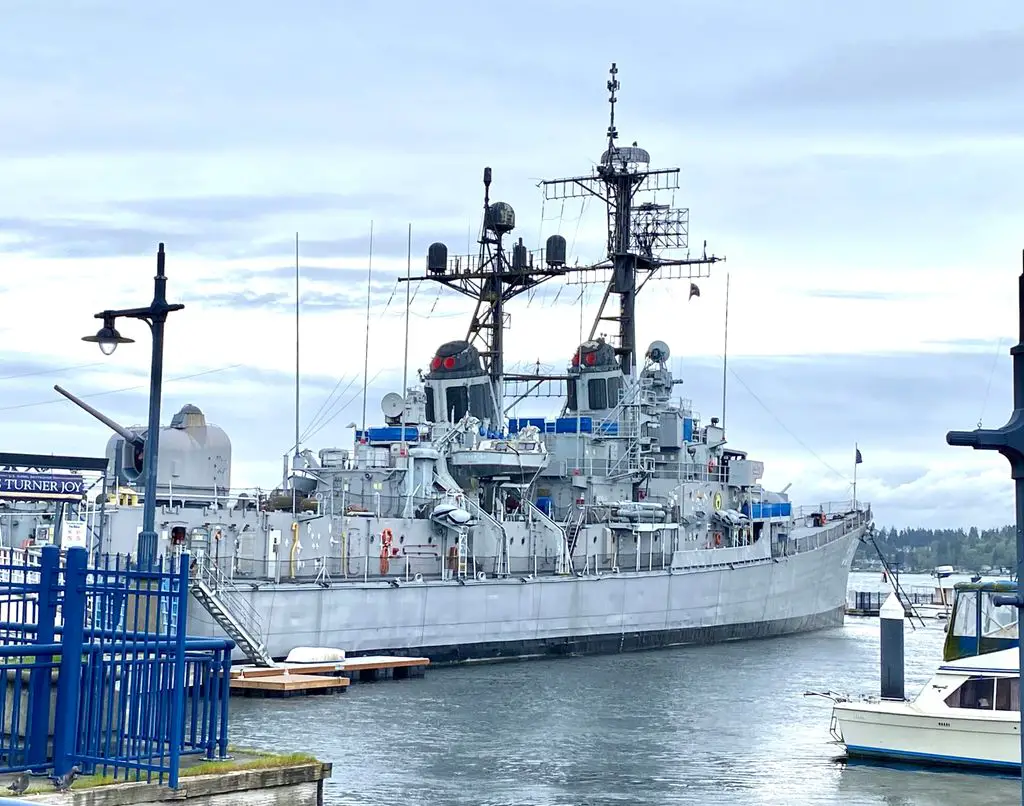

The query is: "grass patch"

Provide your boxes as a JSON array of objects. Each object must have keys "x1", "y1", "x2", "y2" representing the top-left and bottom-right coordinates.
[
  {"x1": 20, "y1": 750, "x2": 321, "y2": 792},
  {"x1": 182, "y1": 752, "x2": 320, "y2": 778}
]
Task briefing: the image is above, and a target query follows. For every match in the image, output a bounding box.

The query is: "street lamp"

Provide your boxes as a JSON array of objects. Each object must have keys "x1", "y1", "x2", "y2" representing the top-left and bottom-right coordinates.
[
  {"x1": 82, "y1": 315, "x2": 135, "y2": 356},
  {"x1": 83, "y1": 242, "x2": 184, "y2": 569},
  {"x1": 946, "y1": 249, "x2": 1024, "y2": 800}
]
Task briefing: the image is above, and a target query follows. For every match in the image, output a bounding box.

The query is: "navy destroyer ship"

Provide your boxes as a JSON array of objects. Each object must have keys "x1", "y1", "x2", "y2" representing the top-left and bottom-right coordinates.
[{"x1": 7, "y1": 64, "x2": 871, "y2": 666}]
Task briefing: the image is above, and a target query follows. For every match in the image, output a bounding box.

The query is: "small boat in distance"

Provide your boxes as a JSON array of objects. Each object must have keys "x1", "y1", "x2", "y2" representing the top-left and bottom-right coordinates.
[{"x1": 829, "y1": 647, "x2": 1021, "y2": 773}]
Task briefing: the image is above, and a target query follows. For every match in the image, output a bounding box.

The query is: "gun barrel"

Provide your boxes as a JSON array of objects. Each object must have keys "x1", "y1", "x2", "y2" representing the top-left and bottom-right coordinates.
[{"x1": 53, "y1": 385, "x2": 139, "y2": 443}]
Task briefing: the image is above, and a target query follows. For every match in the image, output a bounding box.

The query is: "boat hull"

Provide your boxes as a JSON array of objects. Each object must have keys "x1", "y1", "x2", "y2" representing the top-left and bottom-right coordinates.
[
  {"x1": 186, "y1": 524, "x2": 861, "y2": 664},
  {"x1": 834, "y1": 702, "x2": 1021, "y2": 773}
]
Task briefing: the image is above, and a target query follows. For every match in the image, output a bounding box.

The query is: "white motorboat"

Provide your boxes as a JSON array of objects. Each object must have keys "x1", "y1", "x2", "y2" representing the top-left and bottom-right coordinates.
[{"x1": 829, "y1": 647, "x2": 1021, "y2": 772}]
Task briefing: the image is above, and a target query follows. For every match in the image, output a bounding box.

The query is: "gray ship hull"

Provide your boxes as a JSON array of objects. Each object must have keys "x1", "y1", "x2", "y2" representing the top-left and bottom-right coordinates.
[{"x1": 186, "y1": 525, "x2": 861, "y2": 665}]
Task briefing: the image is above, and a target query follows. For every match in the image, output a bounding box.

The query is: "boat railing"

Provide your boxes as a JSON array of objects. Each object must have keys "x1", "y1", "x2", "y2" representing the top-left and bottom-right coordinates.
[
  {"x1": 793, "y1": 500, "x2": 867, "y2": 519},
  {"x1": 562, "y1": 457, "x2": 727, "y2": 484},
  {"x1": 782, "y1": 510, "x2": 868, "y2": 556},
  {"x1": 214, "y1": 550, "x2": 681, "y2": 583}
]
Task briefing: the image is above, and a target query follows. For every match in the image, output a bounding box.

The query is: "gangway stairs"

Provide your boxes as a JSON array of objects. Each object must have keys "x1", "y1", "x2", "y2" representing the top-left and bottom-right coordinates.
[{"x1": 189, "y1": 555, "x2": 277, "y2": 667}]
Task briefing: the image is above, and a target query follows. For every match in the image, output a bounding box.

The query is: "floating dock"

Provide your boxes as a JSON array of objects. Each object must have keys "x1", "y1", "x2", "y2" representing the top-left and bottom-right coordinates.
[
  {"x1": 229, "y1": 655, "x2": 429, "y2": 697},
  {"x1": 846, "y1": 589, "x2": 951, "y2": 619}
]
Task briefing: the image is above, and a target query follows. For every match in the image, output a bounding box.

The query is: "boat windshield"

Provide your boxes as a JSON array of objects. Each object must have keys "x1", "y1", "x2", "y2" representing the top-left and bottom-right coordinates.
[
  {"x1": 951, "y1": 591, "x2": 1018, "y2": 640},
  {"x1": 945, "y1": 675, "x2": 1020, "y2": 711}
]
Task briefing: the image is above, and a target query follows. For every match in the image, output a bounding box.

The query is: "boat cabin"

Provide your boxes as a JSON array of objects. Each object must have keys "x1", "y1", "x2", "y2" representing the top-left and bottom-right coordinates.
[
  {"x1": 934, "y1": 648, "x2": 1020, "y2": 714},
  {"x1": 943, "y1": 579, "x2": 1018, "y2": 662}
]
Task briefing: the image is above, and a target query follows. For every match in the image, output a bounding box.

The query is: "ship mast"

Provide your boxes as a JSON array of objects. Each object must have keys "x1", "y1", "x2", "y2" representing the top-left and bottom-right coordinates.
[
  {"x1": 403, "y1": 171, "x2": 571, "y2": 419},
  {"x1": 540, "y1": 62, "x2": 723, "y2": 376},
  {"x1": 401, "y1": 62, "x2": 724, "y2": 415}
]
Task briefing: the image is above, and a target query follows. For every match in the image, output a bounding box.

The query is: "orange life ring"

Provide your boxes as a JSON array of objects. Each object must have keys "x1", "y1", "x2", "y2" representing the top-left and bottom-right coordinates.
[
  {"x1": 713, "y1": 532, "x2": 722, "y2": 547},
  {"x1": 707, "y1": 458, "x2": 716, "y2": 474},
  {"x1": 447, "y1": 545, "x2": 459, "y2": 572},
  {"x1": 379, "y1": 544, "x2": 390, "y2": 575},
  {"x1": 381, "y1": 528, "x2": 394, "y2": 549}
]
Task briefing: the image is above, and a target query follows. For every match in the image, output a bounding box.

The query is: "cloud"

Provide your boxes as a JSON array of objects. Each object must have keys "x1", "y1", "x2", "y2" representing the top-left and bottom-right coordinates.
[
  {"x1": 0, "y1": 216, "x2": 192, "y2": 260},
  {"x1": 0, "y1": 202, "x2": 470, "y2": 263},
  {"x1": 111, "y1": 193, "x2": 407, "y2": 226},
  {"x1": 199, "y1": 286, "x2": 394, "y2": 313},
  {"x1": 736, "y1": 27, "x2": 1024, "y2": 108},
  {"x1": 803, "y1": 289, "x2": 918, "y2": 302}
]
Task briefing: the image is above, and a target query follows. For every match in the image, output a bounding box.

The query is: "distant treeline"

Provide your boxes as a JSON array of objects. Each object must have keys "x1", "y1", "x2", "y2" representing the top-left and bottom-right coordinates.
[{"x1": 856, "y1": 526, "x2": 1017, "y2": 574}]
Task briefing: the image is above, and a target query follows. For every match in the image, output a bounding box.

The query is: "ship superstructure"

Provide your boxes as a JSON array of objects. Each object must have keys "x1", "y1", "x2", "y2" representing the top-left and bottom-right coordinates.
[{"x1": 6, "y1": 64, "x2": 872, "y2": 667}]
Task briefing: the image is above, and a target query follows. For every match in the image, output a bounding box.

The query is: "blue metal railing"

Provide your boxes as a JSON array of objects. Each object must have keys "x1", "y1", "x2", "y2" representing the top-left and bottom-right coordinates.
[{"x1": 0, "y1": 545, "x2": 233, "y2": 789}]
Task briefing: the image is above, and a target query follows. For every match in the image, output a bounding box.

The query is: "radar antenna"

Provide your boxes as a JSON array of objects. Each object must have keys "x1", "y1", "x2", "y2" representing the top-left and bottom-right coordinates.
[
  {"x1": 401, "y1": 169, "x2": 572, "y2": 419},
  {"x1": 539, "y1": 62, "x2": 725, "y2": 374}
]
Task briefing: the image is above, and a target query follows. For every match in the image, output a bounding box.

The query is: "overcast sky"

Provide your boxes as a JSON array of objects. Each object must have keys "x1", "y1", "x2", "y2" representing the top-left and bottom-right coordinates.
[{"x1": 1, "y1": 1, "x2": 1022, "y2": 530}]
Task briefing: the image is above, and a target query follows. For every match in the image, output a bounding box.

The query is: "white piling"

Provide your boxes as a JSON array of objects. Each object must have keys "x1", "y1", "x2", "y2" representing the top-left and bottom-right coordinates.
[{"x1": 879, "y1": 591, "x2": 905, "y2": 700}]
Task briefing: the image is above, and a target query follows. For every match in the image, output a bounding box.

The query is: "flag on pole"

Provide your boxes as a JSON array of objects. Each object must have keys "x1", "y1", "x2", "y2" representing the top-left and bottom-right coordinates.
[{"x1": 855, "y1": 447, "x2": 863, "y2": 465}]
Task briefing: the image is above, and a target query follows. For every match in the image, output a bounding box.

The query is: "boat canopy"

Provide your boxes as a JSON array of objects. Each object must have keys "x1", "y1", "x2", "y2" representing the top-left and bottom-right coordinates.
[{"x1": 943, "y1": 579, "x2": 1018, "y2": 662}]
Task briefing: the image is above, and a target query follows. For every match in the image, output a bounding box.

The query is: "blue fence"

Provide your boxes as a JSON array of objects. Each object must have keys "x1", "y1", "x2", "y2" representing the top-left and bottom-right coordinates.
[{"x1": 0, "y1": 545, "x2": 233, "y2": 790}]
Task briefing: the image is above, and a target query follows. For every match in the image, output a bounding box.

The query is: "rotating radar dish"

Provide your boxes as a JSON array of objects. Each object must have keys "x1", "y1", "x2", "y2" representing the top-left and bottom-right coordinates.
[{"x1": 381, "y1": 392, "x2": 405, "y2": 419}]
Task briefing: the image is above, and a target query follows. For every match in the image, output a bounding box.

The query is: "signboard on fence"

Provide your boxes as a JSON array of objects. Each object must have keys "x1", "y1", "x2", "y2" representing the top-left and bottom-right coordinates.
[
  {"x1": 0, "y1": 471, "x2": 85, "y2": 503},
  {"x1": 61, "y1": 520, "x2": 88, "y2": 549}
]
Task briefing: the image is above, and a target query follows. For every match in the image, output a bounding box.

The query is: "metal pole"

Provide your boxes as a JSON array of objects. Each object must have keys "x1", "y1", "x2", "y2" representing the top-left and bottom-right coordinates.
[
  {"x1": 293, "y1": 232, "x2": 300, "y2": 517},
  {"x1": 946, "y1": 249, "x2": 1024, "y2": 797},
  {"x1": 721, "y1": 272, "x2": 729, "y2": 427},
  {"x1": 139, "y1": 245, "x2": 170, "y2": 570}
]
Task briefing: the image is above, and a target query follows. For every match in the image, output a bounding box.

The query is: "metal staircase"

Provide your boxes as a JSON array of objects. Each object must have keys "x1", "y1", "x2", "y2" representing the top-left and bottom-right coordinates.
[
  {"x1": 189, "y1": 554, "x2": 276, "y2": 667},
  {"x1": 598, "y1": 376, "x2": 656, "y2": 479},
  {"x1": 523, "y1": 499, "x2": 573, "y2": 574},
  {"x1": 562, "y1": 505, "x2": 586, "y2": 559}
]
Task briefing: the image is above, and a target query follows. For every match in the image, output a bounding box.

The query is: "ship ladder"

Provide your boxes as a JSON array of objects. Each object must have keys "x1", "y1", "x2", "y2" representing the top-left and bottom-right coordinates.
[
  {"x1": 566, "y1": 506, "x2": 586, "y2": 556},
  {"x1": 456, "y1": 529, "x2": 468, "y2": 577}
]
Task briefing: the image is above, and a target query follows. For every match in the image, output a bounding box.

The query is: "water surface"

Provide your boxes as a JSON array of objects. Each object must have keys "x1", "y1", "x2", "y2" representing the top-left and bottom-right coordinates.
[{"x1": 230, "y1": 613, "x2": 1021, "y2": 805}]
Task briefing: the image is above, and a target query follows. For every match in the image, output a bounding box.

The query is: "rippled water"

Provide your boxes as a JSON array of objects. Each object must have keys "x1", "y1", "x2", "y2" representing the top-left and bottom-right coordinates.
[{"x1": 230, "y1": 613, "x2": 1021, "y2": 805}]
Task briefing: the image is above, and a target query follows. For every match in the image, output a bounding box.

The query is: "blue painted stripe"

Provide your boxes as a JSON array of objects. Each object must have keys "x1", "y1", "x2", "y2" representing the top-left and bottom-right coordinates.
[{"x1": 846, "y1": 744, "x2": 1020, "y2": 771}]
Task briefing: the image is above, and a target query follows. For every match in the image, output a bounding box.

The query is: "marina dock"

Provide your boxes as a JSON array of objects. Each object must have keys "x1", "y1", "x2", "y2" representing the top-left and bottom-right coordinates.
[
  {"x1": 846, "y1": 587, "x2": 952, "y2": 618},
  {"x1": 230, "y1": 655, "x2": 430, "y2": 697}
]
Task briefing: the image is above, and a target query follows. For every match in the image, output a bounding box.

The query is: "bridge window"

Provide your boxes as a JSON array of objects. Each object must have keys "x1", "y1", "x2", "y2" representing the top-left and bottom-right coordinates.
[
  {"x1": 607, "y1": 374, "x2": 621, "y2": 406},
  {"x1": 445, "y1": 386, "x2": 469, "y2": 421},
  {"x1": 588, "y1": 378, "x2": 608, "y2": 410},
  {"x1": 945, "y1": 676, "x2": 994, "y2": 710},
  {"x1": 469, "y1": 383, "x2": 491, "y2": 420},
  {"x1": 425, "y1": 388, "x2": 435, "y2": 422},
  {"x1": 996, "y1": 677, "x2": 1020, "y2": 711},
  {"x1": 566, "y1": 380, "x2": 578, "y2": 411}
]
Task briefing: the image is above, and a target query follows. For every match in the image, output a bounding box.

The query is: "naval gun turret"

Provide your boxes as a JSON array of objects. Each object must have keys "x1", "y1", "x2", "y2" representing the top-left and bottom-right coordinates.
[{"x1": 55, "y1": 386, "x2": 231, "y2": 503}]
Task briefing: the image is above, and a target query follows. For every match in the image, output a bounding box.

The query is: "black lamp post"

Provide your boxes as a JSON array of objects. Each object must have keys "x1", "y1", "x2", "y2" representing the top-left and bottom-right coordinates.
[
  {"x1": 82, "y1": 243, "x2": 184, "y2": 569},
  {"x1": 946, "y1": 250, "x2": 1024, "y2": 797}
]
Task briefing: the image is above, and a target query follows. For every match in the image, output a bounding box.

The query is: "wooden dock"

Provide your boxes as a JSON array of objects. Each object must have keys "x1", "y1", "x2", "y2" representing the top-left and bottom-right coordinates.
[
  {"x1": 229, "y1": 655, "x2": 429, "y2": 698},
  {"x1": 340, "y1": 655, "x2": 430, "y2": 682}
]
